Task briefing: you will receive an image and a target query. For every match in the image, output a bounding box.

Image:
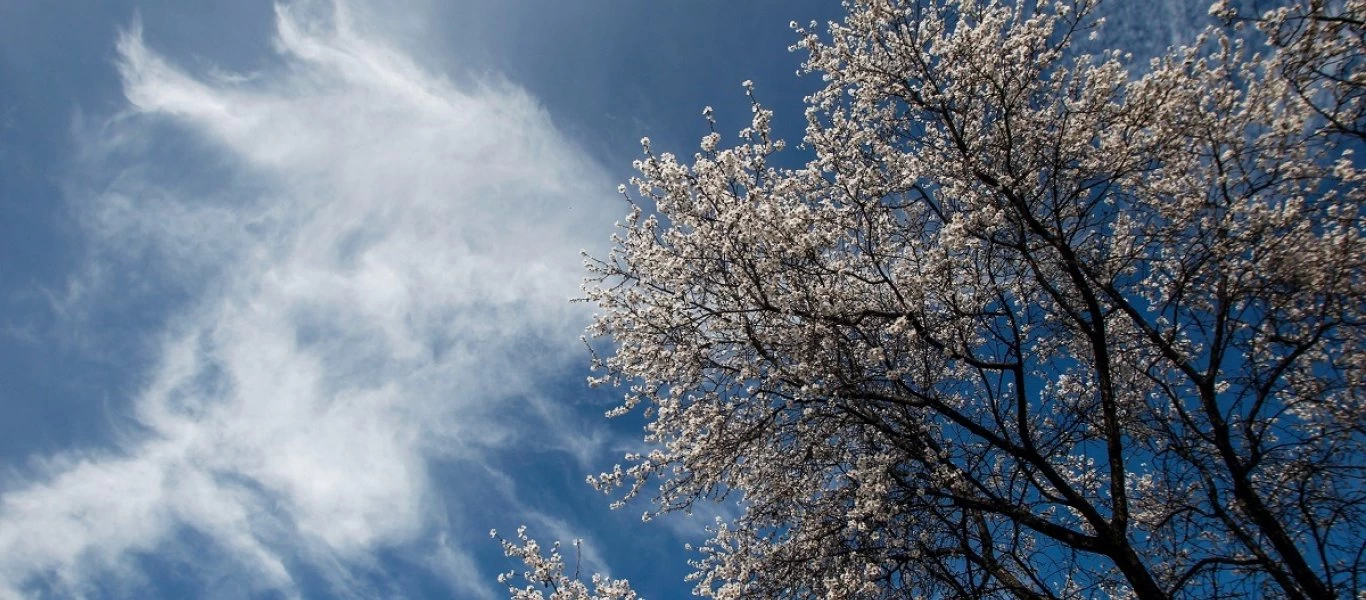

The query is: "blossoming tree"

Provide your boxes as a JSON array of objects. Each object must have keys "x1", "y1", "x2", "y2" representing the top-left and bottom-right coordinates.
[{"x1": 500, "y1": 0, "x2": 1364, "y2": 597}]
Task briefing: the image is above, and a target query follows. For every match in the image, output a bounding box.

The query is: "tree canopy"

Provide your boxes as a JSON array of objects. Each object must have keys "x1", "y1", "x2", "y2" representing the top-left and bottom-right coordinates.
[{"x1": 500, "y1": 0, "x2": 1365, "y2": 597}]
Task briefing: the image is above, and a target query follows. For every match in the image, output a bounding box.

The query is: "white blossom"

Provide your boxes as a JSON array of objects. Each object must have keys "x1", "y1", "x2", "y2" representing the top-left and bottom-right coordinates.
[
  {"x1": 493, "y1": 528, "x2": 640, "y2": 600},
  {"x1": 525, "y1": 0, "x2": 1366, "y2": 598}
]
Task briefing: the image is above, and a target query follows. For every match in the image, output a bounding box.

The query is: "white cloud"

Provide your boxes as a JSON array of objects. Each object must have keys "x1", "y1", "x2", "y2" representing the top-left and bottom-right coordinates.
[{"x1": 0, "y1": 1, "x2": 619, "y2": 596}]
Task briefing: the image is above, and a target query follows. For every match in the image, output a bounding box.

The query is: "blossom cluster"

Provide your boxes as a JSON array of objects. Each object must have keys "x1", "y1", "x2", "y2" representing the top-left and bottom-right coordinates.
[
  {"x1": 565, "y1": 0, "x2": 1363, "y2": 598},
  {"x1": 491, "y1": 527, "x2": 640, "y2": 600}
]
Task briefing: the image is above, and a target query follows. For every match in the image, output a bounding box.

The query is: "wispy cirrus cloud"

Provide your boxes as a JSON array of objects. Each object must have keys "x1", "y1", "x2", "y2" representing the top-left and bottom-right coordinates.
[{"x1": 0, "y1": 1, "x2": 618, "y2": 597}]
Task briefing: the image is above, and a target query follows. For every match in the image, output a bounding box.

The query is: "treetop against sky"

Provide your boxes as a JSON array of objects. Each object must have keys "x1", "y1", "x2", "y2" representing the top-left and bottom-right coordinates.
[{"x1": 0, "y1": 1, "x2": 1358, "y2": 599}]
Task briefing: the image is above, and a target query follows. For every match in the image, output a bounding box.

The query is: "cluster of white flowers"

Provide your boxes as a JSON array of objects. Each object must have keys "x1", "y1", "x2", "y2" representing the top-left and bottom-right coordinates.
[
  {"x1": 490, "y1": 0, "x2": 1366, "y2": 598},
  {"x1": 491, "y1": 528, "x2": 640, "y2": 600}
]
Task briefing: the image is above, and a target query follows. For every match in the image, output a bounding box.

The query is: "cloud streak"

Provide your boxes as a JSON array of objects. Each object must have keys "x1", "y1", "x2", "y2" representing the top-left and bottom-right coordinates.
[{"x1": 0, "y1": 1, "x2": 617, "y2": 596}]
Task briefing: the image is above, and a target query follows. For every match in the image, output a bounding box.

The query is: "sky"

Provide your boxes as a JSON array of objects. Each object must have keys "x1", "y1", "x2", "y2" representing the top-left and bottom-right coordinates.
[{"x1": 0, "y1": 1, "x2": 1236, "y2": 598}]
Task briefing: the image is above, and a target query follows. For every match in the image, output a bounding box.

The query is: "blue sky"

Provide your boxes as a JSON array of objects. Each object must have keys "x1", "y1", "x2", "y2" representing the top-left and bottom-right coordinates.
[{"x1": 0, "y1": 1, "x2": 1231, "y2": 598}]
